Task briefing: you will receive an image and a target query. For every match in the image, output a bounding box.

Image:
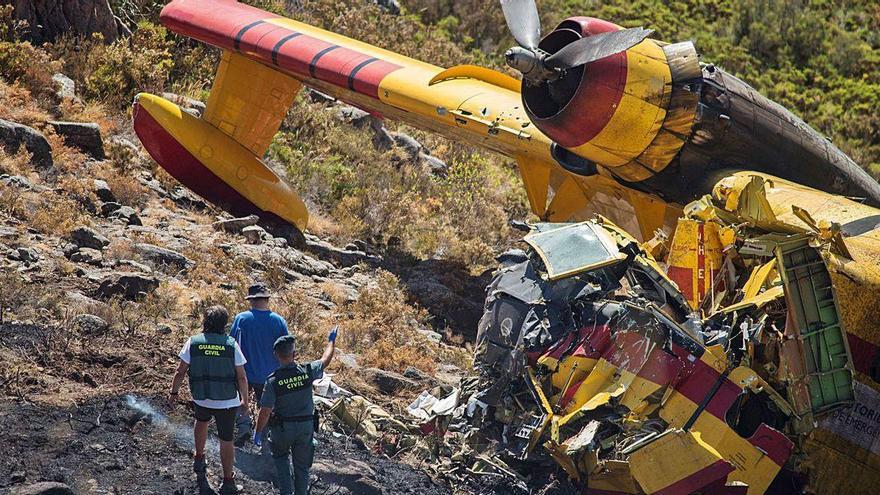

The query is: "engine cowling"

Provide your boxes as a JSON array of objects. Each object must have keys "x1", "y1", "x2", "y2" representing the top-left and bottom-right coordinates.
[
  {"x1": 522, "y1": 17, "x2": 880, "y2": 206},
  {"x1": 522, "y1": 17, "x2": 701, "y2": 185}
]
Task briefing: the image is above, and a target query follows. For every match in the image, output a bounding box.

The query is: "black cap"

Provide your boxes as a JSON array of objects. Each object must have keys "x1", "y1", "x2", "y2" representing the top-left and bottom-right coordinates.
[
  {"x1": 273, "y1": 335, "x2": 296, "y2": 354},
  {"x1": 246, "y1": 282, "x2": 271, "y2": 299}
]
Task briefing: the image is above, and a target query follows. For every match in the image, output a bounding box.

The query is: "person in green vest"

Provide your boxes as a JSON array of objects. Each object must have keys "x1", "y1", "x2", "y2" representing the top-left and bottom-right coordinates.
[
  {"x1": 169, "y1": 305, "x2": 249, "y2": 495},
  {"x1": 252, "y1": 326, "x2": 338, "y2": 495}
]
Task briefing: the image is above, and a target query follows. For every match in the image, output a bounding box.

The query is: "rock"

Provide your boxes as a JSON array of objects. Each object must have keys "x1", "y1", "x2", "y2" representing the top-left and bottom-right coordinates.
[
  {"x1": 364, "y1": 368, "x2": 419, "y2": 395},
  {"x1": 113, "y1": 259, "x2": 152, "y2": 273},
  {"x1": 100, "y1": 201, "x2": 122, "y2": 216},
  {"x1": 0, "y1": 119, "x2": 52, "y2": 168},
  {"x1": 10, "y1": 481, "x2": 74, "y2": 495},
  {"x1": 109, "y1": 206, "x2": 142, "y2": 226},
  {"x1": 376, "y1": 0, "x2": 401, "y2": 15},
  {"x1": 213, "y1": 214, "x2": 260, "y2": 234},
  {"x1": 69, "y1": 226, "x2": 109, "y2": 250},
  {"x1": 47, "y1": 121, "x2": 105, "y2": 160},
  {"x1": 157, "y1": 324, "x2": 173, "y2": 335},
  {"x1": 420, "y1": 153, "x2": 448, "y2": 176},
  {"x1": 13, "y1": 247, "x2": 39, "y2": 263},
  {"x1": 161, "y1": 92, "x2": 206, "y2": 117},
  {"x1": 261, "y1": 220, "x2": 306, "y2": 248},
  {"x1": 70, "y1": 247, "x2": 103, "y2": 266},
  {"x1": 11, "y1": 0, "x2": 120, "y2": 44},
  {"x1": 92, "y1": 179, "x2": 115, "y2": 202},
  {"x1": 371, "y1": 123, "x2": 394, "y2": 151},
  {"x1": 97, "y1": 272, "x2": 159, "y2": 300},
  {"x1": 169, "y1": 187, "x2": 206, "y2": 209},
  {"x1": 306, "y1": 88, "x2": 335, "y2": 104},
  {"x1": 72, "y1": 314, "x2": 109, "y2": 334},
  {"x1": 0, "y1": 175, "x2": 33, "y2": 189},
  {"x1": 241, "y1": 225, "x2": 266, "y2": 244},
  {"x1": 61, "y1": 243, "x2": 80, "y2": 258},
  {"x1": 304, "y1": 236, "x2": 381, "y2": 268},
  {"x1": 390, "y1": 132, "x2": 423, "y2": 158},
  {"x1": 106, "y1": 135, "x2": 140, "y2": 157},
  {"x1": 134, "y1": 243, "x2": 192, "y2": 270},
  {"x1": 335, "y1": 106, "x2": 372, "y2": 128},
  {"x1": 10, "y1": 470, "x2": 25, "y2": 483},
  {"x1": 403, "y1": 366, "x2": 430, "y2": 381},
  {"x1": 52, "y1": 73, "x2": 77, "y2": 100}
]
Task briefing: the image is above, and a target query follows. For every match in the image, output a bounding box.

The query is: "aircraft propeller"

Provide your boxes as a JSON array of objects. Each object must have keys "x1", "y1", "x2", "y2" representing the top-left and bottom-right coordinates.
[{"x1": 500, "y1": 0, "x2": 652, "y2": 85}]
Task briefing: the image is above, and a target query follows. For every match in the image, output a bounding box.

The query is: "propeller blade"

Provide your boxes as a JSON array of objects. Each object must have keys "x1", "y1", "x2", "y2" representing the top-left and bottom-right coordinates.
[
  {"x1": 500, "y1": 0, "x2": 542, "y2": 50},
  {"x1": 545, "y1": 27, "x2": 653, "y2": 69}
]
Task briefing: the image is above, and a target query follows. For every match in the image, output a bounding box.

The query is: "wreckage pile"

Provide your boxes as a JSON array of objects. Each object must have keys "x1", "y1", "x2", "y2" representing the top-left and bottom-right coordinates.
[{"x1": 319, "y1": 173, "x2": 869, "y2": 494}]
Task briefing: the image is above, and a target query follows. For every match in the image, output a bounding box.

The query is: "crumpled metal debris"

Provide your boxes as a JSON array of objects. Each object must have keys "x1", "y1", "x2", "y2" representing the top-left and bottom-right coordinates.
[{"x1": 321, "y1": 176, "x2": 880, "y2": 493}]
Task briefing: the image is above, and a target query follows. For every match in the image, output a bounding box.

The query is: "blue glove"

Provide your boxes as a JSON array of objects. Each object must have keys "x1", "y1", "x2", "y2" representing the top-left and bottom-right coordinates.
[
  {"x1": 253, "y1": 430, "x2": 263, "y2": 447},
  {"x1": 328, "y1": 325, "x2": 339, "y2": 343}
]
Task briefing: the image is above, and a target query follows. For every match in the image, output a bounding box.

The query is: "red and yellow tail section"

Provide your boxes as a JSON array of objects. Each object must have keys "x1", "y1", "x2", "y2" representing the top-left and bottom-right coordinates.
[{"x1": 133, "y1": 0, "x2": 679, "y2": 237}]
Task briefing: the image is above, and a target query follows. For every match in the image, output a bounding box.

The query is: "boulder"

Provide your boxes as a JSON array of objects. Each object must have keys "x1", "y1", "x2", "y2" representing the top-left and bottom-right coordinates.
[
  {"x1": 113, "y1": 259, "x2": 152, "y2": 273},
  {"x1": 0, "y1": 175, "x2": 33, "y2": 189},
  {"x1": 52, "y1": 73, "x2": 77, "y2": 100},
  {"x1": 0, "y1": 119, "x2": 52, "y2": 168},
  {"x1": 70, "y1": 247, "x2": 103, "y2": 266},
  {"x1": 69, "y1": 226, "x2": 109, "y2": 250},
  {"x1": 420, "y1": 153, "x2": 448, "y2": 177},
  {"x1": 72, "y1": 314, "x2": 109, "y2": 334},
  {"x1": 213, "y1": 214, "x2": 260, "y2": 234},
  {"x1": 109, "y1": 206, "x2": 141, "y2": 226},
  {"x1": 92, "y1": 179, "x2": 115, "y2": 202},
  {"x1": 305, "y1": 88, "x2": 335, "y2": 104},
  {"x1": 390, "y1": 131, "x2": 423, "y2": 159},
  {"x1": 169, "y1": 187, "x2": 206, "y2": 209},
  {"x1": 10, "y1": 481, "x2": 74, "y2": 495},
  {"x1": 61, "y1": 243, "x2": 79, "y2": 258},
  {"x1": 13, "y1": 247, "x2": 39, "y2": 263},
  {"x1": 304, "y1": 236, "x2": 380, "y2": 268},
  {"x1": 100, "y1": 201, "x2": 121, "y2": 216},
  {"x1": 335, "y1": 106, "x2": 372, "y2": 128},
  {"x1": 241, "y1": 225, "x2": 266, "y2": 244},
  {"x1": 134, "y1": 243, "x2": 192, "y2": 270},
  {"x1": 364, "y1": 368, "x2": 419, "y2": 395},
  {"x1": 161, "y1": 92, "x2": 206, "y2": 117},
  {"x1": 47, "y1": 121, "x2": 105, "y2": 160},
  {"x1": 376, "y1": 0, "x2": 401, "y2": 15},
  {"x1": 11, "y1": 0, "x2": 120, "y2": 44},
  {"x1": 97, "y1": 272, "x2": 159, "y2": 300}
]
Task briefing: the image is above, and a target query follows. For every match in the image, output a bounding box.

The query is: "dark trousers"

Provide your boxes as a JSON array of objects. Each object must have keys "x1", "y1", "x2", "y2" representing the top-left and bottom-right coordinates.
[{"x1": 269, "y1": 421, "x2": 313, "y2": 495}]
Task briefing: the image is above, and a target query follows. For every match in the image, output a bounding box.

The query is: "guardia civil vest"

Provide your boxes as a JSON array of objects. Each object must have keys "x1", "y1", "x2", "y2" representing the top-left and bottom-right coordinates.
[
  {"x1": 269, "y1": 363, "x2": 315, "y2": 423},
  {"x1": 188, "y1": 333, "x2": 238, "y2": 401}
]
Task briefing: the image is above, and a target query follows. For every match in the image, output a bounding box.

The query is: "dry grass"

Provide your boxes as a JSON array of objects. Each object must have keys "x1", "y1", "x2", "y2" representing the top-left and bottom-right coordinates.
[
  {"x1": 0, "y1": 82, "x2": 52, "y2": 126},
  {"x1": 27, "y1": 194, "x2": 89, "y2": 235}
]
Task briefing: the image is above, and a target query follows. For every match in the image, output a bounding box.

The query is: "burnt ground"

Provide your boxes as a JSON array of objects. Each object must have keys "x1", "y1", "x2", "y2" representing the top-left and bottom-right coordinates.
[{"x1": 0, "y1": 396, "x2": 450, "y2": 495}]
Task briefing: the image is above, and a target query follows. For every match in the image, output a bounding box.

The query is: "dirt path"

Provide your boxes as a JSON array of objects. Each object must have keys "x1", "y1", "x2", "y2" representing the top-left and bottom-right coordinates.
[{"x1": 0, "y1": 396, "x2": 451, "y2": 494}]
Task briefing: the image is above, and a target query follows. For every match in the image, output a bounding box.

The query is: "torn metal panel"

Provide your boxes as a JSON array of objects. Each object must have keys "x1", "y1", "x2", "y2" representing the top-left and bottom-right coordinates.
[
  {"x1": 774, "y1": 235, "x2": 855, "y2": 418},
  {"x1": 629, "y1": 429, "x2": 734, "y2": 495}
]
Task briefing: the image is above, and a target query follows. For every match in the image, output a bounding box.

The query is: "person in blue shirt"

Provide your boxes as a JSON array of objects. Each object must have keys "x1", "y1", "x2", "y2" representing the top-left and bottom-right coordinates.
[{"x1": 230, "y1": 282, "x2": 290, "y2": 445}]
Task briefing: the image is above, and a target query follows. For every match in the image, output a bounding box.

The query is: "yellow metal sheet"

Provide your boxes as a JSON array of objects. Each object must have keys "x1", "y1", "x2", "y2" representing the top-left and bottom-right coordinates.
[{"x1": 203, "y1": 51, "x2": 301, "y2": 157}]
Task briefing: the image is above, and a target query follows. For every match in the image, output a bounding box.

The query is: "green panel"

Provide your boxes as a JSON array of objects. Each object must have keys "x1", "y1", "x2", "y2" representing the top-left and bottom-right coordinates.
[{"x1": 777, "y1": 238, "x2": 854, "y2": 413}]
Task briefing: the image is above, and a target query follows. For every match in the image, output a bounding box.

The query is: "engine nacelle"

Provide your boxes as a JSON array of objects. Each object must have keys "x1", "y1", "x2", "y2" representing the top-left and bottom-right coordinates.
[
  {"x1": 524, "y1": 17, "x2": 880, "y2": 206},
  {"x1": 522, "y1": 17, "x2": 700, "y2": 186}
]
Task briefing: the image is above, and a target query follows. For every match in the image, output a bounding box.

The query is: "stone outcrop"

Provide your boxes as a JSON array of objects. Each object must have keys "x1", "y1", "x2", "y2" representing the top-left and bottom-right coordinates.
[
  {"x1": 9, "y1": 0, "x2": 121, "y2": 44},
  {"x1": 0, "y1": 119, "x2": 52, "y2": 168},
  {"x1": 47, "y1": 121, "x2": 105, "y2": 160}
]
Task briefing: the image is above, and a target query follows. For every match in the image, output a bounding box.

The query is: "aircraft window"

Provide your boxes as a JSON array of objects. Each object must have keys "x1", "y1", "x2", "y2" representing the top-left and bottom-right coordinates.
[{"x1": 524, "y1": 222, "x2": 626, "y2": 280}]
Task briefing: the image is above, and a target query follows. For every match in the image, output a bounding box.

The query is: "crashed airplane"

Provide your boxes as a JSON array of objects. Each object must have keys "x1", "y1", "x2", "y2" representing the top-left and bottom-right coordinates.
[{"x1": 132, "y1": 0, "x2": 880, "y2": 492}]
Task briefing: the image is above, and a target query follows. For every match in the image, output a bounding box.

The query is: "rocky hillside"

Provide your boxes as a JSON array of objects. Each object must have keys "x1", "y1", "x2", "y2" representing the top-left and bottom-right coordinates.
[{"x1": 0, "y1": 3, "x2": 514, "y2": 493}]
